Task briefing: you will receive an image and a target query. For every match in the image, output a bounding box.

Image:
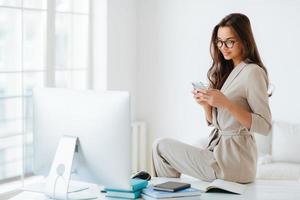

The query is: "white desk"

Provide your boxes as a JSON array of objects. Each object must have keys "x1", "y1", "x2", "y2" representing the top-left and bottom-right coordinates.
[
  {"x1": 151, "y1": 177, "x2": 300, "y2": 200},
  {"x1": 9, "y1": 178, "x2": 300, "y2": 200},
  {"x1": 8, "y1": 181, "x2": 102, "y2": 200}
]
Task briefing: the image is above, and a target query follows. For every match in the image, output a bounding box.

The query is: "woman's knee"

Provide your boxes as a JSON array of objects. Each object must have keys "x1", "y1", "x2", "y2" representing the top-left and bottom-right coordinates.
[{"x1": 152, "y1": 137, "x2": 175, "y2": 155}]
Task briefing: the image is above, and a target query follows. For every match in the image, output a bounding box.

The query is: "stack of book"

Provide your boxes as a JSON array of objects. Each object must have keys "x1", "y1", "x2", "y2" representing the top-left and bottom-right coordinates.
[
  {"x1": 104, "y1": 179, "x2": 149, "y2": 199},
  {"x1": 141, "y1": 186, "x2": 202, "y2": 200}
]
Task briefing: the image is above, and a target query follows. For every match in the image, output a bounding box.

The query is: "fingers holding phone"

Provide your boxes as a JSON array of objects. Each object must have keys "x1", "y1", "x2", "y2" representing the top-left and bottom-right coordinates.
[{"x1": 191, "y1": 81, "x2": 209, "y2": 107}]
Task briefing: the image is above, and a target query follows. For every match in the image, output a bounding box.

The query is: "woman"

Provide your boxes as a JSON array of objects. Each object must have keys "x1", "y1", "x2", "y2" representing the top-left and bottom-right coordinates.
[{"x1": 152, "y1": 13, "x2": 272, "y2": 183}]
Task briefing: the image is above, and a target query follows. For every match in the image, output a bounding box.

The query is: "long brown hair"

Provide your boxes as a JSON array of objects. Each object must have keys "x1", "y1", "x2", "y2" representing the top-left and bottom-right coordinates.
[{"x1": 207, "y1": 13, "x2": 270, "y2": 92}]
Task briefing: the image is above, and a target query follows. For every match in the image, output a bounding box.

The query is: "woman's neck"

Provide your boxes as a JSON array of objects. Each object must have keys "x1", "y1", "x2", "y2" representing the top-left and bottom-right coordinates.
[{"x1": 233, "y1": 58, "x2": 243, "y2": 67}]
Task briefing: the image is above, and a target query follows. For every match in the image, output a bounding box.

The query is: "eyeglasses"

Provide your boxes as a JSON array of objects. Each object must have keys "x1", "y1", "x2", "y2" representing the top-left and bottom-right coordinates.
[{"x1": 216, "y1": 39, "x2": 236, "y2": 49}]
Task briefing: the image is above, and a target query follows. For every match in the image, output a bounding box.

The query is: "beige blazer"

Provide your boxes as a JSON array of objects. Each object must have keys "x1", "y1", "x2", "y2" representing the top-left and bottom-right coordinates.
[{"x1": 206, "y1": 61, "x2": 272, "y2": 183}]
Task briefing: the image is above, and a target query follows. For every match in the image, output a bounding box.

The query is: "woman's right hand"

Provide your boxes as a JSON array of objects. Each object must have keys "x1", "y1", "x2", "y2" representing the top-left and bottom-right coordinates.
[
  {"x1": 192, "y1": 89, "x2": 210, "y2": 108},
  {"x1": 192, "y1": 89, "x2": 213, "y2": 124}
]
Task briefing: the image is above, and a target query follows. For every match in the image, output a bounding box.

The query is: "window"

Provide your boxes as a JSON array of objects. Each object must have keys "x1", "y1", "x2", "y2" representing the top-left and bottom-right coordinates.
[{"x1": 0, "y1": 0, "x2": 91, "y2": 187}]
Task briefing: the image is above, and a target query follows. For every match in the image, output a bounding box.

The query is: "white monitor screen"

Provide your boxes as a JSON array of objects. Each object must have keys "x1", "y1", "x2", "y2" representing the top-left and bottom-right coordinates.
[{"x1": 32, "y1": 88, "x2": 132, "y2": 189}]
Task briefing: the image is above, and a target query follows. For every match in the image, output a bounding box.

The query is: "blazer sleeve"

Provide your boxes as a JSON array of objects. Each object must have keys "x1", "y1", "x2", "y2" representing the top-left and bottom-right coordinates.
[
  {"x1": 206, "y1": 107, "x2": 218, "y2": 127},
  {"x1": 246, "y1": 66, "x2": 272, "y2": 135},
  {"x1": 206, "y1": 120, "x2": 213, "y2": 127},
  {"x1": 206, "y1": 108, "x2": 213, "y2": 126}
]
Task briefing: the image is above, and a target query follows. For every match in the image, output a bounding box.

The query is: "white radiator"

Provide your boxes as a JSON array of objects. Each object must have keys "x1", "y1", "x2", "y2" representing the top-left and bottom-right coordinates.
[{"x1": 131, "y1": 121, "x2": 147, "y2": 173}]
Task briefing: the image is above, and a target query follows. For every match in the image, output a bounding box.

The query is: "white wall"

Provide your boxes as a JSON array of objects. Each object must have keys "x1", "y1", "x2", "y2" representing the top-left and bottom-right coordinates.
[
  {"x1": 136, "y1": 0, "x2": 300, "y2": 171},
  {"x1": 92, "y1": 0, "x2": 107, "y2": 90},
  {"x1": 107, "y1": 0, "x2": 138, "y2": 119}
]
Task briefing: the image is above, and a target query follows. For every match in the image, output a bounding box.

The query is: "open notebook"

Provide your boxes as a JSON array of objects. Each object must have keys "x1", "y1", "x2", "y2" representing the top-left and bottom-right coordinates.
[{"x1": 193, "y1": 179, "x2": 246, "y2": 195}]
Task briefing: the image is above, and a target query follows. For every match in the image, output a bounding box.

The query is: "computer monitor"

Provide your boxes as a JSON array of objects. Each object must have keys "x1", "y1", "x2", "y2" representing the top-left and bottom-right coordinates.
[{"x1": 32, "y1": 88, "x2": 132, "y2": 189}]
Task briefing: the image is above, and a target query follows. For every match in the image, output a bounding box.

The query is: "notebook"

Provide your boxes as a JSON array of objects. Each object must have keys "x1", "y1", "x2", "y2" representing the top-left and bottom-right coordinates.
[{"x1": 153, "y1": 181, "x2": 191, "y2": 192}]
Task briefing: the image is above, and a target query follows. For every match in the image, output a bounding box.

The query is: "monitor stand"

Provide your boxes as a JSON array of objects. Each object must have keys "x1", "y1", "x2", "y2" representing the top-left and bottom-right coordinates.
[{"x1": 44, "y1": 135, "x2": 96, "y2": 200}]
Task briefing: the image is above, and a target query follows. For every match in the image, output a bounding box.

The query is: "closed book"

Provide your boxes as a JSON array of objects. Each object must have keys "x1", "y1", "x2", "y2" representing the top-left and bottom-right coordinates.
[
  {"x1": 141, "y1": 194, "x2": 201, "y2": 200},
  {"x1": 105, "y1": 179, "x2": 148, "y2": 192},
  {"x1": 142, "y1": 187, "x2": 201, "y2": 199},
  {"x1": 106, "y1": 190, "x2": 141, "y2": 199}
]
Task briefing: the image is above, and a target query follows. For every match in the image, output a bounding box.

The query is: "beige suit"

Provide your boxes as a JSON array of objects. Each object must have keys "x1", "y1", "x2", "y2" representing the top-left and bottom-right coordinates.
[{"x1": 152, "y1": 61, "x2": 272, "y2": 183}]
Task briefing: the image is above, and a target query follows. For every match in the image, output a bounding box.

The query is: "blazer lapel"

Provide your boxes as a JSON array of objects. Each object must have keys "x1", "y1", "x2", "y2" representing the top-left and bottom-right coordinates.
[{"x1": 221, "y1": 61, "x2": 247, "y2": 92}]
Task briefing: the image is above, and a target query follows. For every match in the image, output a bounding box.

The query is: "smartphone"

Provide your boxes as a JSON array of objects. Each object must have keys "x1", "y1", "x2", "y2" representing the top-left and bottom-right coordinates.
[{"x1": 192, "y1": 81, "x2": 208, "y2": 90}]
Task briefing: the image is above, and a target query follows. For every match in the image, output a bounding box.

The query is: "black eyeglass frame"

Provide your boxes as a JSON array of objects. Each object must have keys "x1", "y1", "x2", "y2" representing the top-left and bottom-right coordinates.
[{"x1": 216, "y1": 39, "x2": 237, "y2": 49}]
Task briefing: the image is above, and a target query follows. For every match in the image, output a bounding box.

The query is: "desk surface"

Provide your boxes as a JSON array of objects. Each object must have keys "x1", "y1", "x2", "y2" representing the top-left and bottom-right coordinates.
[{"x1": 9, "y1": 177, "x2": 300, "y2": 200}]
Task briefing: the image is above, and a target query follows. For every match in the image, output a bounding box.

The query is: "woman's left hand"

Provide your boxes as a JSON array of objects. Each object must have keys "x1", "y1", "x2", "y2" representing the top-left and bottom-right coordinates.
[{"x1": 198, "y1": 89, "x2": 231, "y2": 109}]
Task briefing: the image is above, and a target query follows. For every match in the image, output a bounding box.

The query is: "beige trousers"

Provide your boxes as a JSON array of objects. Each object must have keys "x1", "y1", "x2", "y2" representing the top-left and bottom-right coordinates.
[{"x1": 152, "y1": 138, "x2": 216, "y2": 181}]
